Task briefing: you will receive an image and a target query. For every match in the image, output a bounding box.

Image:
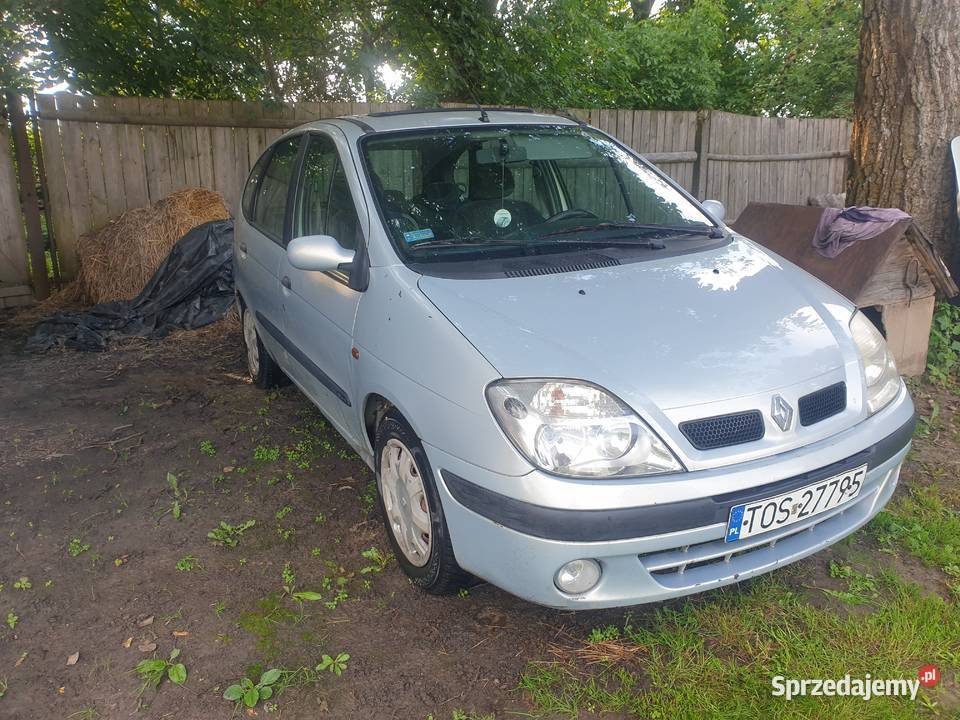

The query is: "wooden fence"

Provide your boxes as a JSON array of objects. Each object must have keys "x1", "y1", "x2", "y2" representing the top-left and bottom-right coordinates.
[{"x1": 3, "y1": 93, "x2": 852, "y2": 288}]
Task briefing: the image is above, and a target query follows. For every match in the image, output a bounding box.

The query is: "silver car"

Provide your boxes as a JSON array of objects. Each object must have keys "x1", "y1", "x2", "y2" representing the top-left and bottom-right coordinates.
[{"x1": 234, "y1": 109, "x2": 915, "y2": 609}]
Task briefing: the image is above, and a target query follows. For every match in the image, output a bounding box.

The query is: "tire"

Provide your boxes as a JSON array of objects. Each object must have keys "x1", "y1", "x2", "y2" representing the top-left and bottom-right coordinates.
[
  {"x1": 241, "y1": 303, "x2": 289, "y2": 389},
  {"x1": 374, "y1": 414, "x2": 471, "y2": 594}
]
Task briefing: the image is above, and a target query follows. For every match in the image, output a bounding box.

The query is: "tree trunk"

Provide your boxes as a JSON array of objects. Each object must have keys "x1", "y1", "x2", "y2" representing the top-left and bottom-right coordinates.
[{"x1": 847, "y1": 0, "x2": 960, "y2": 274}]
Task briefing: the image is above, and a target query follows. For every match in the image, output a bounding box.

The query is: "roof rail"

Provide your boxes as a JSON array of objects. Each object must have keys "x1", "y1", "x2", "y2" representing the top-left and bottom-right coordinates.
[{"x1": 364, "y1": 106, "x2": 536, "y2": 118}]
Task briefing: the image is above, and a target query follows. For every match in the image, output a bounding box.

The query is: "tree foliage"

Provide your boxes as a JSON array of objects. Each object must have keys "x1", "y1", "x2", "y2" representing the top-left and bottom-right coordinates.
[{"x1": 12, "y1": 0, "x2": 861, "y2": 117}]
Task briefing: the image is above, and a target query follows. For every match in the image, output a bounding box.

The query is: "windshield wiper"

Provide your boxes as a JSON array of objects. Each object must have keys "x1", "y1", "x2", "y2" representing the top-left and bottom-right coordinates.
[
  {"x1": 406, "y1": 238, "x2": 523, "y2": 250},
  {"x1": 536, "y1": 223, "x2": 724, "y2": 240},
  {"x1": 530, "y1": 237, "x2": 667, "y2": 250}
]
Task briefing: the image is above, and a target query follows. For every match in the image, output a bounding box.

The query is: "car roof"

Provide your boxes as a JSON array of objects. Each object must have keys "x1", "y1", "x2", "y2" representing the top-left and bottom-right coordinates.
[{"x1": 291, "y1": 108, "x2": 582, "y2": 136}]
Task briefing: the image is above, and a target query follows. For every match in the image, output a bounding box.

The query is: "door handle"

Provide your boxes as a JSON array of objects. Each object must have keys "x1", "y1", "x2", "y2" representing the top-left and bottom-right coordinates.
[
  {"x1": 281, "y1": 276, "x2": 291, "y2": 289},
  {"x1": 238, "y1": 242, "x2": 247, "y2": 253}
]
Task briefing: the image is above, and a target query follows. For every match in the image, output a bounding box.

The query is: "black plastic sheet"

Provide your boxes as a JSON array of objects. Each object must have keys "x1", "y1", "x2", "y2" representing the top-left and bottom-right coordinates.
[{"x1": 28, "y1": 220, "x2": 235, "y2": 352}]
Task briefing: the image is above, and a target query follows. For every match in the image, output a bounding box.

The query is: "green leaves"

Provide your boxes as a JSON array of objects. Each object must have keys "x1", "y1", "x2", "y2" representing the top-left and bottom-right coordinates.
[
  {"x1": 316, "y1": 652, "x2": 350, "y2": 677},
  {"x1": 167, "y1": 662, "x2": 187, "y2": 685},
  {"x1": 223, "y1": 668, "x2": 282, "y2": 708},
  {"x1": 135, "y1": 648, "x2": 187, "y2": 692}
]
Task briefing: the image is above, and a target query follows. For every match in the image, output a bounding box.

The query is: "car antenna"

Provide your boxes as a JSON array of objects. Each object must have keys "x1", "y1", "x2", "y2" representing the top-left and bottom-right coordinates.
[{"x1": 448, "y1": 65, "x2": 490, "y2": 122}]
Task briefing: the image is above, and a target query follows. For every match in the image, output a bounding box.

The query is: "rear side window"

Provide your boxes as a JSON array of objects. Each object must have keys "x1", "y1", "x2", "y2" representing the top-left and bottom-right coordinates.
[
  {"x1": 251, "y1": 137, "x2": 301, "y2": 241},
  {"x1": 241, "y1": 149, "x2": 271, "y2": 219}
]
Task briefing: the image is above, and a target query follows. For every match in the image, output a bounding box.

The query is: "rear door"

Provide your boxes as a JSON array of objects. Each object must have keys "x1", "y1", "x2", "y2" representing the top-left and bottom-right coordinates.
[
  {"x1": 278, "y1": 131, "x2": 366, "y2": 442},
  {"x1": 236, "y1": 135, "x2": 303, "y2": 361}
]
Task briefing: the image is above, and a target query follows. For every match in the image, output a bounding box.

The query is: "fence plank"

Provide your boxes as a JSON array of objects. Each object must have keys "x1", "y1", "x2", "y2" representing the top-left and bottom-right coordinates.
[
  {"x1": 76, "y1": 96, "x2": 109, "y2": 230},
  {"x1": 35, "y1": 94, "x2": 78, "y2": 278},
  {"x1": 97, "y1": 97, "x2": 129, "y2": 219},
  {"x1": 114, "y1": 97, "x2": 149, "y2": 209},
  {"x1": 0, "y1": 106, "x2": 29, "y2": 289},
  {"x1": 56, "y1": 94, "x2": 93, "y2": 269}
]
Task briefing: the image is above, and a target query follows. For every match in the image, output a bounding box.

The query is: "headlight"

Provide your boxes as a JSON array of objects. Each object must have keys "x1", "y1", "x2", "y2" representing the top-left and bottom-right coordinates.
[
  {"x1": 486, "y1": 379, "x2": 683, "y2": 478},
  {"x1": 849, "y1": 312, "x2": 901, "y2": 415}
]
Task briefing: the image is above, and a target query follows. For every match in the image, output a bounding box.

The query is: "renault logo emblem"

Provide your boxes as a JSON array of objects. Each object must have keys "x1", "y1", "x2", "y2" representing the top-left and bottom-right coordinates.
[{"x1": 771, "y1": 394, "x2": 794, "y2": 431}]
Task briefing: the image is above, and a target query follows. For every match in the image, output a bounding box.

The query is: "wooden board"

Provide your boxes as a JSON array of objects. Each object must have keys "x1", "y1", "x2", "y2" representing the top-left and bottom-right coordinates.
[
  {"x1": 881, "y1": 295, "x2": 937, "y2": 376},
  {"x1": 0, "y1": 113, "x2": 29, "y2": 286}
]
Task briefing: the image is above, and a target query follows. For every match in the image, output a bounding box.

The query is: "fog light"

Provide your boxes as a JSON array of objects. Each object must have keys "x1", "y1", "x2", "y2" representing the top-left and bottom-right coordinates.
[{"x1": 554, "y1": 559, "x2": 602, "y2": 594}]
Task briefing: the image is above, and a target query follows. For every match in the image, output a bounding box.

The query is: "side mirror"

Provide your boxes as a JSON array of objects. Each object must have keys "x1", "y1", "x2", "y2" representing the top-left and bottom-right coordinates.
[
  {"x1": 287, "y1": 235, "x2": 355, "y2": 272},
  {"x1": 701, "y1": 199, "x2": 726, "y2": 223}
]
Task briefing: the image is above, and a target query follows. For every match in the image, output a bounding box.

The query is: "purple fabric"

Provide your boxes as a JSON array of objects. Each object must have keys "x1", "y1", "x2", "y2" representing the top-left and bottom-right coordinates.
[{"x1": 812, "y1": 206, "x2": 911, "y2": 258}]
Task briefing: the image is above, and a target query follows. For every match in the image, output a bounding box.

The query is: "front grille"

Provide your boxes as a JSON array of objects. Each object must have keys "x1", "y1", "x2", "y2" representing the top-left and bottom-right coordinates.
[
  {"x1": 638, "y1": 477, "x2": 884, "y2": 590},
  {"x1": 799, "y1": 382, "x2": 846, "y2": 426},
  {"x1": 679, "y1": 410, "x2": 764, "y2": 450}
]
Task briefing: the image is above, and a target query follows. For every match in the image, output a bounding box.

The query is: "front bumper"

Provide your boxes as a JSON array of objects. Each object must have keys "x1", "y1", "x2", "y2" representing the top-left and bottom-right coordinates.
[{"x1": 427, "y1": 391, "x2": 915, "y2": 609}]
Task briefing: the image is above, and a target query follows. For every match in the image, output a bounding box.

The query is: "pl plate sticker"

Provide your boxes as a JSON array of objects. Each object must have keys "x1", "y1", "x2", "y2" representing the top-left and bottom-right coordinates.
[
  {"x1": 402, "y1": 228, "x2": 435, "y2": 243},
  {"x1": 493, "y1": 208, "x2": 512, "y2": 228}
]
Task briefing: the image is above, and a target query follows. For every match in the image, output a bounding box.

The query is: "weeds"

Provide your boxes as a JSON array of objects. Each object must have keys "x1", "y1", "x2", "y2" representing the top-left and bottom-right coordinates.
[
  {"x1": 135, "y1": 648, "x2": 187, "y2": 694},
  {"x1": 207, "y1": 519, "x2": 256, "y2": 548},
  {"x1": 199, "y1": 440, "x2": 217, "y2": 457},
  {"x1": 253, "y1": 445, "x2": 280, "y2": 463},
  {"x1": 360, "y1": 547, "x2": 392, "y2": 574},
  {"x1": 160, "y1": 473, "x2": 189, "y2": 520},
  {"x1": 926, "y1": 302, "x2": 960, "y2": 384},
  {"x1": 13, "y1": 577, "x2": 30, "y2": 590},
  {"x1": 223, "y1": 668, "x2": 282, "y2": 708},
  {"x1": 823, "y1": 561, "x2": 879, "y2": 605},
  {"x1": 211, "y1": 601, "x2": 227, "y2": 618},
  {"x1": 68, "y1": 538, "x2": 91, "y2": 557},
  {"x1": 5, "y1": 612, "x2": 16, "y2": 630},
  {"x1": 175, "y1": 555, "x2": 200, "y2": 572},
  {"x1": 316, "y1": 653, "x2": 350, "y2": 676}
]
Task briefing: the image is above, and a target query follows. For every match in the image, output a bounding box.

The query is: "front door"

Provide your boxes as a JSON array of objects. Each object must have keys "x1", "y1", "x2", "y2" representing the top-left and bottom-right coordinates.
[{"x1": 279, "y1": 132, "x2": 365, "y2": 443}]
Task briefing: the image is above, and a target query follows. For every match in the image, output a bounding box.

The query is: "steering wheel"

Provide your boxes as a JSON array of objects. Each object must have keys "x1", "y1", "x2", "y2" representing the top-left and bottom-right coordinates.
[{"x1": 543, "y1": 208, "x2": 599, "y2": 224}]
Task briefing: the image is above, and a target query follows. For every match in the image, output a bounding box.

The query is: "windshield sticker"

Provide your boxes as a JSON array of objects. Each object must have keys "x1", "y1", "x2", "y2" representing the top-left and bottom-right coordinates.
[
  {"x1": 493, "y1": 208, "x2": 512, "y2": 228},
  {"x1": 402, "y1": 228, "x2": 434, "y2": 243}
]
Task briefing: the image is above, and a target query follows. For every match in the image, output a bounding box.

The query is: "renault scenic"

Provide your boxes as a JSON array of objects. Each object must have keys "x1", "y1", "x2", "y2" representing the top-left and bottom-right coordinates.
[{"x1": 233, "y1": 108, "x2": 915, "y2": 609}]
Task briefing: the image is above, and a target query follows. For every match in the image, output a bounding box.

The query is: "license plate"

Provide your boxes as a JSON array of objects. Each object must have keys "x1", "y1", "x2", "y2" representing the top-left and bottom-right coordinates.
[{"x1": 725, "y1": 464, "x2": 867, "y2": 542}]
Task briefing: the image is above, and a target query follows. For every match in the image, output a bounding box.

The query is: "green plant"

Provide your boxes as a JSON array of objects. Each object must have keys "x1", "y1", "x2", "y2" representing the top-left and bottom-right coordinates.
[
  {"x1": 0, "y1": 676, "x2": 6, "y2": 699},
  {"x1": 135, "y1": 648, "x2": 187, "y2": 693},
  {"x1": 68, "y1": 538, "x2": 91, "y2": 557},
  {"x1": 316, "y1": 652, "x2": 350, "y2": 677},
  {"x1": 360, "y1": 547, "x2": 392, "y2": 574},
  {"x1": 275, "y1": 505, "x2": 292, "y2": 521},
  {"x1": 253, "y1": 445, "x2": 280, "y2": 463},
  {"x1": 199, "y1": 440, "x2": 217, "y2": 457},
  {"x1": 823, "y1": 561, "x2": 879, "y2": 605},
  {"x1": 587, "y1": 625, "x2": 621, "y2": 643},
  {"x1": 175, "y1": 555, "x2": 200, "y2": 572},
  {"x1": 926, "y1": 301, "x2": 960, "y2": 384},
  {"x1": 223, "y1": 668, "x2": 282, "y2": 708},
  {"x1": 13, "y1": 577, "x2": 30, "y2": 590},
  {"x1": 211, "y1": 600, "x2": 227, "y2": 618},
  {"x1": 161, "y1": 472, "x2": 189, "y2": 520},
  {"x1": 207, "y1": 519, "x2": 256, "y2": 548},
  {"x1": 6, "y1": 612, "x2": 17, "y2": 629},
  {"x1": 67, "y1": 707, "x2": 99, "y2": 720}
]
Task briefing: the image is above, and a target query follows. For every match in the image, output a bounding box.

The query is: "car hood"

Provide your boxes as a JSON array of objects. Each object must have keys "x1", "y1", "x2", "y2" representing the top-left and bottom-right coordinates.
[{"x1": 417, "y1": 237, "x2": 856, "y2": 415}]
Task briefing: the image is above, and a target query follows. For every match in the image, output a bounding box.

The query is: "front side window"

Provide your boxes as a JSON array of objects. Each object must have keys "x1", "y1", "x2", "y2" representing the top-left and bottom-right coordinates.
[
  {"x1": 362, "y1": 125, "x2": 717, "y2": 263},
  {"x1": 252, "y1": 136, "x2": 301, "y2": 241},
  {"x1": 293, "y1": 134, "x2": 363, "y2": 279}
]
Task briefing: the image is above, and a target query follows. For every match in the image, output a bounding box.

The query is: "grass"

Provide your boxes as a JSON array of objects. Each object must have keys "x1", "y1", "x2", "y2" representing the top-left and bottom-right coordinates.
[{"x1": 520, "y1": 574, "x2": 958, "y2": 719}]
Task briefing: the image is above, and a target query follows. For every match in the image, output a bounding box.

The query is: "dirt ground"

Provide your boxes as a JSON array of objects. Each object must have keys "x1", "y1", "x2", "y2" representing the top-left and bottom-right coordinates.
[
  {"x1": 0, "y1": 310, "x2": 954, "y2": 719},
  {"x1": 0, "y1": 313, "x2": 628, "y2": 720}
]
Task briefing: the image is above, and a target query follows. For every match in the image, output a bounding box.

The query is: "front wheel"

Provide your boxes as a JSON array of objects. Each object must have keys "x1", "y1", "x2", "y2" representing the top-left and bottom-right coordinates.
[{"x1": 375, "y1": 415, "x2": 470, "y2": 594}]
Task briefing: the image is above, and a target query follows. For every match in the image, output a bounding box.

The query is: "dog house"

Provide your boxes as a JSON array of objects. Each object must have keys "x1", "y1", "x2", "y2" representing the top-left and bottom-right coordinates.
[{"x1": 733, "y1": 203, "x2": 958, "y2": 376}]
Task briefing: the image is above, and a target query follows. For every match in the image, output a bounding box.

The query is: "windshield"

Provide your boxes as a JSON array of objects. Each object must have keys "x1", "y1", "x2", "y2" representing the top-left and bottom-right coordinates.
[{"x1": 361, "y1": 125, "x2": 717, "y2": 262}]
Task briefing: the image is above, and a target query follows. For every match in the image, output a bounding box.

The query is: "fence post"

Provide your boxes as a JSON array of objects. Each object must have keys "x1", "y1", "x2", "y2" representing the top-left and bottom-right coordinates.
[
  {"x1": 0, "y1": 93, "x2": 31, "y2": 302},
  {"x1": 6, "y1": 90, "x2": 50, "y2": 299},
  {"x1": 692, "y1": 109, "x2": 711, "y2": 200}
]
